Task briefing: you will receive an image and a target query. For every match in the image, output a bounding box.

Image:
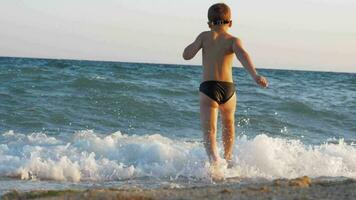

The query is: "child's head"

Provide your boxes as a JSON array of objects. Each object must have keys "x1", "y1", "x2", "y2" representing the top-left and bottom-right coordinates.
[{"x1": 207, "y1": 3, "x2": 231, "y2": 27}]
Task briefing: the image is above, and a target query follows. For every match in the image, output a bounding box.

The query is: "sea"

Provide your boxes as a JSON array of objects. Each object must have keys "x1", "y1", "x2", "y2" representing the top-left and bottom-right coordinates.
[{"x1": 0, "y1": 57, "x2": 355, "y2": 194}]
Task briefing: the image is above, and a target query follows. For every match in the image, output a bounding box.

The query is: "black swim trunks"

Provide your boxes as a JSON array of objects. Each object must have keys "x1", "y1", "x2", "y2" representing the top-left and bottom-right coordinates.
[{"x1": 199, "y1": 81, "x2": 235, "y2": 104}]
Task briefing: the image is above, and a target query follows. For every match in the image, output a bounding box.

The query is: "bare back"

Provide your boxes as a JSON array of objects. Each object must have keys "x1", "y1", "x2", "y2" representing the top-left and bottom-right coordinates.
[{"x1": 201, "y1": 31, "x2": 235, "y2": 82}]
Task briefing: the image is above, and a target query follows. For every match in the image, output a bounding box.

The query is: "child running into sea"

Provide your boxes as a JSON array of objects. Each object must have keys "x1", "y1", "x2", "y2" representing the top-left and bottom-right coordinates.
[{"x1": 183, "y1": 3, "x2": 268, "y2": 178}]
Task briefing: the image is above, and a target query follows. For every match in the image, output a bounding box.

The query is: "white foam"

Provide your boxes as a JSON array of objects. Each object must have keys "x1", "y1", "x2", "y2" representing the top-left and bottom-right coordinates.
[{"x1": 0, "y1": 130, "x2": 355, "y2": 182}]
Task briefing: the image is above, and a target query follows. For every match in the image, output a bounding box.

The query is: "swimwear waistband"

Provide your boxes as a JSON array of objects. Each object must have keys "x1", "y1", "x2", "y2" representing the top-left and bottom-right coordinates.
[{"x1": 201, "y1": 80, "x2": 234, "y2": 85}]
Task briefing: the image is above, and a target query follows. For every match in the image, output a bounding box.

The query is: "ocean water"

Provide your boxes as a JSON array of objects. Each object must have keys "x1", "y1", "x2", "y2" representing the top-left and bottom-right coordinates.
[{"x1": 0, "y1": 57, "x2": 355, "y2": 193}]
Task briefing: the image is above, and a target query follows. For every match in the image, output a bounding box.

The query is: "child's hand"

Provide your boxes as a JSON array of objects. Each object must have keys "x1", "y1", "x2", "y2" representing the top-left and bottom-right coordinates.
[{"x1": 254, "y1": 75, "x2": 268, "y2": 88}]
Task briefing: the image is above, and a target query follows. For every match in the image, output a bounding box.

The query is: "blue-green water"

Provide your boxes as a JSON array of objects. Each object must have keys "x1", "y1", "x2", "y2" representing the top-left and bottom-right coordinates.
[
  {"x1": 0, "y1": 57, "x2": 355, "y2": 193},
  {"x1": 1, "y1": 57, "x2": 355, "y2": 141}
]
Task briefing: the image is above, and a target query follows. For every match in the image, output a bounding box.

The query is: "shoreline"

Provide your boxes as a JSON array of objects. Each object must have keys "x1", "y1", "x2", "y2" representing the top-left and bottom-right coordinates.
[{"x1": 2, "y1": 176, "x2": 356, "y2": 200}]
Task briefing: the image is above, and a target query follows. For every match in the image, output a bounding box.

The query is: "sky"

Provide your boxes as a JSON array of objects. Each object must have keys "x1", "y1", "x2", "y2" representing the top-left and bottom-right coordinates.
[{"x1": 0, "y1": 0, "x2": 355, "y2": 72}]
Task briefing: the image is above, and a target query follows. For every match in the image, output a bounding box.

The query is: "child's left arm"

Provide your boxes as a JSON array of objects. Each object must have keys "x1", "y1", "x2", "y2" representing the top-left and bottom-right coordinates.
[
  {"x1": 233, "y1": 38, "x2": 268, "y2": 88},
  {"x1": 183, "y1": 33, "x2": 203, "y2": 60}
]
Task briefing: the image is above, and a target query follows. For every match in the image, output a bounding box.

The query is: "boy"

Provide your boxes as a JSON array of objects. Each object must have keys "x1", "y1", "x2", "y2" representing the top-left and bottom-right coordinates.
[{"x1": 183, "y1": 3, "x2": 268, "y2": 168}]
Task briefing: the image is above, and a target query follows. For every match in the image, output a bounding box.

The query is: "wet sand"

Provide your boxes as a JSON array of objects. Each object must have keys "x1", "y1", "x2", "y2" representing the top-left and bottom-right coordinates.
[{"x1": 2, "y1": 176, "x2": 356, "y2": 200}]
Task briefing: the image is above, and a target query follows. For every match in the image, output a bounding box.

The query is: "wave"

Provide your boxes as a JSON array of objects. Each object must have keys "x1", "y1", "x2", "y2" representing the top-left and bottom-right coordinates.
[{"x1": 0, "y1": 130, "x2": 355, "y2": 182}]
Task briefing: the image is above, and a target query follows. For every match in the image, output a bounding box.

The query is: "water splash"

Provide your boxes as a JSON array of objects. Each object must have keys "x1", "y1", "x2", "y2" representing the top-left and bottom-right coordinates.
[{"x1": 0, "y1": 130, "x2": 355, "y2": 182}]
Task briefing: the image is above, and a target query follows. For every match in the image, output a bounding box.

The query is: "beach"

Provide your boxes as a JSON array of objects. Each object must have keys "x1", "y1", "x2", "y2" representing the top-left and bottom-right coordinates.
[
  {"x1": 1, "y1": 0, "x2": 356, "y2": 198},
  {"x1": 2, "y1": 176, "x2": 356, "y2": 200},
  {"x1": 0, "y1": 57, "x2": 355, "y2": 198}
]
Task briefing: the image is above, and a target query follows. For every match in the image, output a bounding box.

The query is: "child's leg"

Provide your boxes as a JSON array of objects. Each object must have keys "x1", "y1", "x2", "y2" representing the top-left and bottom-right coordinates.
[
  {"x1": 199, "y1": 93, "x2": 219, "y2": 163},
  {"x1": 219, "y1": 93, "x2": 236, "y2": 162}
]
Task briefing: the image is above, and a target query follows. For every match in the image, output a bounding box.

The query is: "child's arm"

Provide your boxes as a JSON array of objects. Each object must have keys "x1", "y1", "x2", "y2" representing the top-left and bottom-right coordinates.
[
  {"x1": 233, "y1": 38, "x2": 268, "y2": 88},
  {"x1": 183, "y1": 33, "x2": 203, "y2": 60}
]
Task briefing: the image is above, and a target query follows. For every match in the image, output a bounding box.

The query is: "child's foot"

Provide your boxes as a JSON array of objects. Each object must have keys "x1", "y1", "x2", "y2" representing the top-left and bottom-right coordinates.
[{"x1": 209, "y1": 159, "x2": 226, "y2": 181}]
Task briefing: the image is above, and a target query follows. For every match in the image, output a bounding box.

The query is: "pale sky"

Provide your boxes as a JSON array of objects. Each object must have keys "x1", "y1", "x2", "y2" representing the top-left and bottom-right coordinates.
[{"x1": 1, "y1": 0, "x2": 355, "y2": 72}]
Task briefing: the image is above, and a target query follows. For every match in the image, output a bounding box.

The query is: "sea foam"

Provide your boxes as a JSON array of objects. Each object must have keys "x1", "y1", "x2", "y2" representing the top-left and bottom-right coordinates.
[{"x1": 0, "y1": 130, "x2": 355, "y2": 182}]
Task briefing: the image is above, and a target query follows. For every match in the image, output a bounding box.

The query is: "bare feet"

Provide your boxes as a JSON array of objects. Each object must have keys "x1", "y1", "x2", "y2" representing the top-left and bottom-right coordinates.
[{"x1": 209, "y1": 159, "x2": 227, "y2": 181}]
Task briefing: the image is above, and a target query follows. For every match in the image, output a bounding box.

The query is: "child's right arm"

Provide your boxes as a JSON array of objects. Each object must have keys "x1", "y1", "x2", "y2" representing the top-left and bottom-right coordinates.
[
  {"x1": 182, "y1": 33, "x2": 203, "y2": 60},
  {"x1": 233, "y1": 38, "x2": 268, "y2": 88}
]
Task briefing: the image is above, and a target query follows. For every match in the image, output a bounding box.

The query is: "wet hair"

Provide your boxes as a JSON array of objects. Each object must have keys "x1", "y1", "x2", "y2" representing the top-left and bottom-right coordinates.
[{"x1": 207, "y1": 3, "x2": 231, "y2": 25}]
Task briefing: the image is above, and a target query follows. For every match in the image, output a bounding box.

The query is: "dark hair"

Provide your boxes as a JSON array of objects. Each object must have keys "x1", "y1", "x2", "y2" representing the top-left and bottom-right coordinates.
[{"x1": 208, "y1": 3, "x2": 231, "y2": 25}]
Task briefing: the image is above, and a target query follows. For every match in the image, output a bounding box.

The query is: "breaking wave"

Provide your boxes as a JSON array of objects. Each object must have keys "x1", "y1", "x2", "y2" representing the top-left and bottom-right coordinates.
[{"x1": 0, "y1": 130, "x2": 355, "y2": 182}]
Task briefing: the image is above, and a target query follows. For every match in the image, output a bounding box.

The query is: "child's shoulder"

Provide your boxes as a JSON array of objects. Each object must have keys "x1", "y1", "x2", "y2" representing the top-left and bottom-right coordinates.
[
  {"x1": 225, "y1": 33, "x2": 239, "y2": 41},
  {"x1": 199, "y1": 31, "x2": 239, "y2": 40},
  {"x1": 197, "y1": 31, "x2": 211, "y2": 39},
  {"x1": 222, "y1": 33, "x2": 242, "y2": 46},
  {"x1": 197, "y1": 31, "x2": 241, "y2": 47}
]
